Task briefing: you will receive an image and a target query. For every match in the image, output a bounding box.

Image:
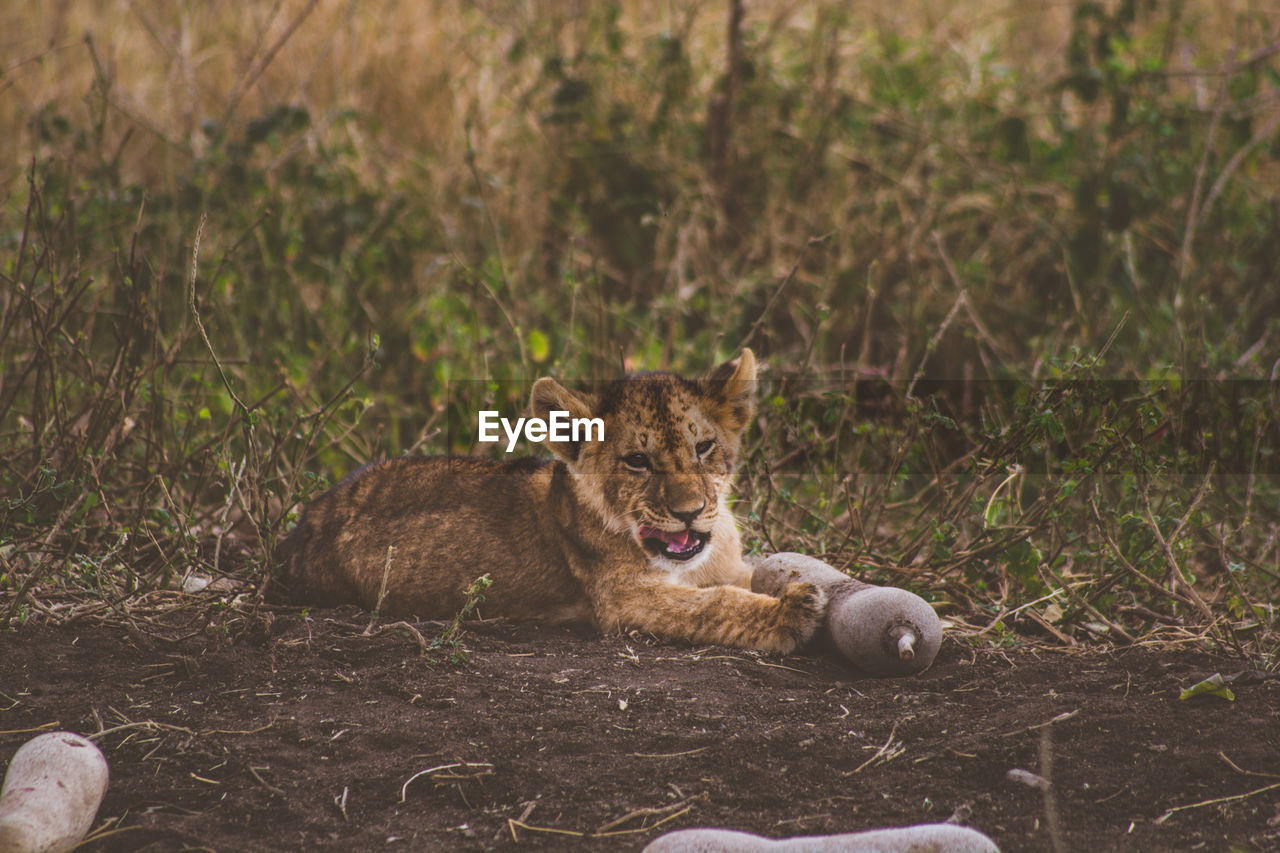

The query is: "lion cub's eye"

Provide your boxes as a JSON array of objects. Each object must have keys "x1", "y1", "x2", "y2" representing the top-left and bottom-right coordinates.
[
  {"x1": 622, "y1": 452, "x2": 651, "y2": 471},
  {"x1": 695, "y1": 439, "x2": 715, "y2": 458}
]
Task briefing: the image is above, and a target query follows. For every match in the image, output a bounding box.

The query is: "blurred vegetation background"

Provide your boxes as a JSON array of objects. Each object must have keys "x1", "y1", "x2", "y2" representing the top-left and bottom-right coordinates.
[{"x1": 2, "y1": 1, "x2": 1277, "y2": 656}]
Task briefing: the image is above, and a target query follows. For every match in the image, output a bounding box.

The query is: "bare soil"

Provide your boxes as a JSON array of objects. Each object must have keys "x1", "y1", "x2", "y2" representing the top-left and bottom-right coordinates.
[{"x1": 2, "y1": 612, "x2": 1279, "y2": 851}]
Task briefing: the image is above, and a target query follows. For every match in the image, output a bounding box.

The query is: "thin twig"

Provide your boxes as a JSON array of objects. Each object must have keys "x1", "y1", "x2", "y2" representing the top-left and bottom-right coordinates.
[
  {"x1": 906, "y1": 288, "x2": 965, "y2": 401},
  {"x1": 1140, "y1": 472, "x2": 1216, "y2": 624},
  {"x1": 932, "y1": 230, "x2": 1008, "y2": 358},
  {"x1": 1179, "y1": 79, "x2": 1229, "y2": 281},
  {"x1": 364, "y1": 545, "x2": 396, "y2": 635},
  {"x1": 843, "y1": 722, "x2": 902, "y2": 775},
  {"x1": 735, "y1": 235, "x2": 824, "y2": 353},
  {"x1": 248, "y1": 765, "x2": 285, "y2": 796},
  {"x1": 596, "y1": 797, "x2": 699, "y2": 834},
  {"x1": 1220, "y1": 751, "x2": 1280, "y2": 780},
  {"x1": 630, "y1": 746, "x2": 710, "y2": 759},
  {"x1": 1197, "y1": 106, "x2": 1280, "y2": 236},
  {"x1": 0, "y1": 721, "x2": 61, "y2": 736},
  {"x1": 187, "y1": 213, "x2": 246, "y2": 414},
  {"x1": 365, "y1": 620, "x2": 430, "y2": 655},
  {"x1": 1155, "y1": 781, "x2": 1280, "y2": 825},
  {"x1": 400, "y1": 763, "x2": 494, "y2": 803},
  {"x1": 508, "y1": 819, "x2": 585, "y2": 839},
  {"x1": 88, "y1": 720, "x2": 197, "y2": 740},
  {"x1": 220, "y1": 0, "x2": 322, "y2": 127}
]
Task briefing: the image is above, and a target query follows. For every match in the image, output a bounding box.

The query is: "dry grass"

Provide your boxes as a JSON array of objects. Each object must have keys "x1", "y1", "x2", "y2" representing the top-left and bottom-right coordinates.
[
  {"x1": 2, "y1": 0, "x2": 1277, "y2": 658},
  {"x1": 6, "y1": 1, "x2": 1272, "y2": 223}
]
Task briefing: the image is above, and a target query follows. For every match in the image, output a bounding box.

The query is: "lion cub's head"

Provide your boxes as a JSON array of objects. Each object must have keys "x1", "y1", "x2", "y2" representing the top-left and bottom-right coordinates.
[{"x1": 530, "y1": 350, "x2": 757, "y2": 570}]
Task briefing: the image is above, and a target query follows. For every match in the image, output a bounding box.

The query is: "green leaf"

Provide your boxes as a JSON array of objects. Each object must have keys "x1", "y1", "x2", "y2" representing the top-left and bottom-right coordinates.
[
  {"x1": 528, "y1": 329, "x2": 550, "y2": 364},
  {"x1": 1004, "y1": 539, "x2": 1044, "y2": 580},
  {"x1": 1178, "y1": 673, "x2": 1235, "y2": 702}
]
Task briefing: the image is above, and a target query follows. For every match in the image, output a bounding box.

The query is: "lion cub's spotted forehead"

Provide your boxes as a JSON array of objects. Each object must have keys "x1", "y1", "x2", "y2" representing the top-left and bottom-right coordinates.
[{"x1": 598, "y1": 373, "x2": 718, "y2": 452}]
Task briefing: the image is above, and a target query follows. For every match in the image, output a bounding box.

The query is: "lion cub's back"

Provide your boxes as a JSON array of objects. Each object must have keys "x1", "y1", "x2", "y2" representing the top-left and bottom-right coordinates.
[{"x1": 278, "y1": 455, "x2": 586, "y2": 620}]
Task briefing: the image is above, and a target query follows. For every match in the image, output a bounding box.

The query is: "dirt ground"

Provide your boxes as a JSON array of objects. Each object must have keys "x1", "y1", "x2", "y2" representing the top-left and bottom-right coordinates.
[{"x1": 2, "y1": 611, "x2": 1279, "y2": 852}]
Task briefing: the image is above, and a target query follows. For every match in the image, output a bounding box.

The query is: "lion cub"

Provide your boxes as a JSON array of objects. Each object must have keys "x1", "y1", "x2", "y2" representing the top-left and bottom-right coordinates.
[{"x1": 278, "y1": 350, "x2": 826, "y2": 653}]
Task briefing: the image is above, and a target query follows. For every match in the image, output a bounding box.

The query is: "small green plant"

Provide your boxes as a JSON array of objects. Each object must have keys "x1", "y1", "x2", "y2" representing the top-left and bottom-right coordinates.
[{"x1": 433, "y1": 575, "x2": 494, "y2": 664}]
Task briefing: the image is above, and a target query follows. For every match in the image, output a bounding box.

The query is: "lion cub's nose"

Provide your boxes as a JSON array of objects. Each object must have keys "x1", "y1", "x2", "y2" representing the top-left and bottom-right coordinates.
[{"x1": 670, "y1": 502, "x2": 706, "y2": 525}]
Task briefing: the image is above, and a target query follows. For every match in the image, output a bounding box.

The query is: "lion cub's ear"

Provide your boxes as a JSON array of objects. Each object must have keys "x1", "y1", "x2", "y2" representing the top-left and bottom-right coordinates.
[
  {"x1": 700, "y1": 348, "x2": 757, "y2": 434},
  {"x1": 530, "y1": 377, "x2": 599, "y2": 463}
]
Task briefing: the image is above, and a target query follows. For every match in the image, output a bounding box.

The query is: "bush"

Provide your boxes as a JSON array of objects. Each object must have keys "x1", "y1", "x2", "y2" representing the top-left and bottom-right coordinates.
[{"x1": 1, "y1": 1, "x2": 1276, "y2": 656}]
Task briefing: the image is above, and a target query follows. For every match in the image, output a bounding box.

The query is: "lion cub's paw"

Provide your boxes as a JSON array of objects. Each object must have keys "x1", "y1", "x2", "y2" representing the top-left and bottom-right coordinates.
[{"x1": 773, "y1": 581, "x2": 828, "y2": 652}]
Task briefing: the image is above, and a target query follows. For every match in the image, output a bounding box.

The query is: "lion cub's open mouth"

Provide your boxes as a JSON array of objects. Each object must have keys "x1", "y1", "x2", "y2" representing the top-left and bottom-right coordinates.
[{"x1": 636, "y1": 523, "x2": 709, "y2": 561}]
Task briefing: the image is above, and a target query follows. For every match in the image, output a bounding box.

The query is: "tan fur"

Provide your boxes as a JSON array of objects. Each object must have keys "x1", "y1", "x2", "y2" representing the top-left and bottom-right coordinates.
[{"x1": 278, "y1": 350, "x2": 825, "y2": 654}]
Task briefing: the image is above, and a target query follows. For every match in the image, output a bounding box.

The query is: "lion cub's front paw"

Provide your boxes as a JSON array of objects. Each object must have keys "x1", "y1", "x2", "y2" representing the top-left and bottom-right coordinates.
[{"x1": 775, "y1": 580, "x2": 828, "y2": 652}]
